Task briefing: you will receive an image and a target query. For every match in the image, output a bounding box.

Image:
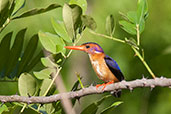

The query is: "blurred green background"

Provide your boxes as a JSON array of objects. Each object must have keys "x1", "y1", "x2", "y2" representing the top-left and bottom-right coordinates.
[{"x1": 1, "y1": 0, "x2": 171, "y2": 114}]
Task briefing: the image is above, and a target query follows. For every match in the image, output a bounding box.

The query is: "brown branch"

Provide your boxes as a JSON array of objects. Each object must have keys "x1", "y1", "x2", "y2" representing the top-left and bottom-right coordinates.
[{"x1": 0, "y1": 77, "x2": 171, "y2": 104}]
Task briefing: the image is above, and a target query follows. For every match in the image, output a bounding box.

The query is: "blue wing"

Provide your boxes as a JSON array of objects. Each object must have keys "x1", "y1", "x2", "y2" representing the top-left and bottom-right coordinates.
[{"x1": 104, "y1": 55, "x2": 124, "y2": 81}]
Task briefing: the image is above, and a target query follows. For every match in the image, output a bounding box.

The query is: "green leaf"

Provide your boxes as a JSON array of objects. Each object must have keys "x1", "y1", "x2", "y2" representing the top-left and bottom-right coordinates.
[
  {"x1": 71, "y1": 78, "x2": 82, "y2": 91},
  {"x1": 54, "y1": 53, "x2": 65, "y2": 65},
  {"x1": 119, "y1": 0, "x2": 148, "y2": 35},
  {"x1": 81, "y1": 15, "x2": 97, "y2": 31},
  {"x1": 41, "y1": 57, "x2": 58, "y2": 68},
  {"x1": 0, "y1": 103, "x2": 8, "y2": 113},
  {"x1": 70, "y1": 78, "x2": 81, "y2": 106},
  {"x1": 137, "y1": 0, "x2": 148, "y2": 24},
  {"x1": 5, "y1": 29, "x2": 26, "y2": 78},
  {"x1": 9, "y1": 0, "x2": 16, "y2": 16},
  {"x1": 81, "y1": 103, "x2": 98, "y2": 114},
  {"x1": 136, "y1": 0, "x2": 147, "y2": 34},
  {"x1": 63, "y1": 4, "x2": 82, "y2": 40},
  {"x1": 16, "y1": 34, "x2": 38, "y2": 77},
  {"x1": 69, "y1": 0, "x2": 87, "y2": 14},
  {"x1": 56, "y1": 45, "x2": 65, "y2": 54},
  {"x1": 18, "y1": 73, "x2": 38, "y2": 96},
  {"x1": 70, "y1": 4, "x2": 82, "y2": 30},
  {"x1": 25, "y1": 51, "x2": 43, "y2": 72},
  {"x1": 0, "y1": 32, "x2": 12, "y2": 76},
  {"x1": 100, "y1": 101, "x2": 123, "y2": 114},
  {"x1": 53, "y1": 101, "x2": 65, "y2": 114},
  {"x1": 38, "y1": 31, "x2": 66, "y2": 54},
  {"x1": 33, "y1": 68, "x2": 54, "y2": 80},
  {"x1": 81, "y1": 95, "x2": 111, "y2": 114},
  {"x1": 4, "y1": 105, "x2": 39, "y2": 114},
  {"x1": 112, "y1": 101, "x2": 123, "y2": 106},
  {"x1": 63, "y1": 4, "x2": 75, "y2": 40},
  {"x1": 51, "y1": 18, "x2": 71, "y2": 42},
  {"x1": 106, "y1": 14, "x2": 115, "y2": 36},
  {"x1": 58, "y1": 41, "x2": 66, "y2": 55},
  {"x1": 12, "y1": 0, "x2": 25, "y2": 16},
  {"x1": 119, "y1": 20, "x2": 136, "y2": 35},
  {"x1": 45, "y1": 103, "x2": 55, "y2": 114},
  {"x1": 12, "y1": 4, "x2": 61, "y2": 20},
  {"x1": 0, "y1": 0, "x2": 10, "y2": 27},
  {"x1": 39, "y1": 78, "x2": 52, "y2": 96},
  {"x1": 127, "y1": 11, "x2": 137, "y2": 23},
  {"x1": 139, "y1": 18, "x2": 145, "y2": 33}
]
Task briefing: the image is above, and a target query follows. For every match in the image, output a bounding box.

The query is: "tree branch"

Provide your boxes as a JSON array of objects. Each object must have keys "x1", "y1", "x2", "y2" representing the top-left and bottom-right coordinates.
[{"x1": 0, "y1": 77, "x2": 171, "y2": 104}]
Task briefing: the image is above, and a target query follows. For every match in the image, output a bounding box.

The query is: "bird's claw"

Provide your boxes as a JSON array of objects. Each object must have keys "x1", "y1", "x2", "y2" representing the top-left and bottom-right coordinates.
[{"x1": 96, "y1": 81, "x2": 114, "y2": 90}]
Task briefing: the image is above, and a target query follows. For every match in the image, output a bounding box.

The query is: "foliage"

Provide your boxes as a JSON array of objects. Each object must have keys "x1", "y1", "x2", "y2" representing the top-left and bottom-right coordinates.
[
  {"x1": 81, "y1": 95, "x2": 123, "y2": 114},
  {"x1": 0, "y1": 29, "x2": 42, "y2": 79},
  {"x1": 0, "y1": 0, "x2": 170, "y2": 114}
]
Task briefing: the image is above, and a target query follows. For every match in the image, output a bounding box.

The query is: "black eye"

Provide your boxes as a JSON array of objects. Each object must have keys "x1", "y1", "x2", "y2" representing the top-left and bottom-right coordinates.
[{"x1": 86, "y1": 45, "x2": 90, "y2": 48}]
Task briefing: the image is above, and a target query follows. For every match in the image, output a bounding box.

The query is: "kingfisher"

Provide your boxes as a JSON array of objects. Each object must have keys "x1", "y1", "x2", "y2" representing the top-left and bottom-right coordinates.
[{"x1": 65, "y1": 42, "x2": 124, "y2": 95}]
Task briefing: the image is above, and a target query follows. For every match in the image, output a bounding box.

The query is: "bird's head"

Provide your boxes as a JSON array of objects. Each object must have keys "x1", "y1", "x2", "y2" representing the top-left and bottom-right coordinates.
[{"x1": 65, "y1": 42, "x2": 104, "y2": 55}]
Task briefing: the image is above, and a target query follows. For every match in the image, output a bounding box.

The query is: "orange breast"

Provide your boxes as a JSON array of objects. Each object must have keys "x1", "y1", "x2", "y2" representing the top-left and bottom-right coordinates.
[{"x1": 88, "y1": 54, "x2": 119, "y2": 82}]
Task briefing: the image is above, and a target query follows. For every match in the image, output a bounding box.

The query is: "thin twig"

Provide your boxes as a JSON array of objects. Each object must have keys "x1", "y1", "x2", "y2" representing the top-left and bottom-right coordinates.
[
  {"x1": 132, "y1": 47, "x2": 156, "y2": 78},
  {"x1": 136, "y1": 24, "x2": 140, "y2": 46},
  {"x1": 0, "y1": 77, "x2": 170, "y2": 104},
  {"x1": 89, "y1": 30, "x2": 125, "y2": 43},
  {"x1": 76, "y1": 72, "x2": 84, "y2": 89},
  {"x1": 0, "y1": 18, "x2": 11, "y2": 33}
]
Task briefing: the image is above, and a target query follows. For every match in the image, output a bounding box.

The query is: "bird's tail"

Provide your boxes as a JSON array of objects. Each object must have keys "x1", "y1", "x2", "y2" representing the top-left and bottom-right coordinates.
[{"x1": 110, "y1": 89, "x2": 122, "y2": 98}]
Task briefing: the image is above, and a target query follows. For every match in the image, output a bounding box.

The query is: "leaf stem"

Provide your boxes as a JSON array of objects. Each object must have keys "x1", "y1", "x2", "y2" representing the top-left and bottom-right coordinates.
[
  {"x1": 76, "y1": 72, "x2": 84, "y2": 89},
  {"x1": 136, "y1": 24, "x2": 140, "y2": 46},
  {"x1": 132, "y1": 47, "x2": 156, "y2": 78},
  {"x1": 44, "y1": 67, "x2": 62, "y2": 96},
  {"x1": 20, "y1": 104, "x2": 27, "y2": 113},
  {"x1": 89, "y1": 30, "x2": 125, "y2": 44},
  {"x1": 0, "y1": 18, "x2": 11, "y2": 33},
  {"x1": 18, "y1": 102, "x2": 41, "y2": 114}
]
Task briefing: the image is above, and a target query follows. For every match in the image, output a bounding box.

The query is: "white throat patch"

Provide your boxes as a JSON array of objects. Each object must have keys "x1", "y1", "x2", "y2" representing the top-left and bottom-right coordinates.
[
  {"x1": 91, "y1": 60, "x2": 103, "y2": 76},
  {"x1": 88, "y1": 54, "x2": 104, "y2": 77}
]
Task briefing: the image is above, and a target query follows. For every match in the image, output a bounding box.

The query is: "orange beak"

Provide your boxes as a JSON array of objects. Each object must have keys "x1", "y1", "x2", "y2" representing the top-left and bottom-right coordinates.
[{"x1": 64, "y1": 46, "x2": 85, "y2": 51}]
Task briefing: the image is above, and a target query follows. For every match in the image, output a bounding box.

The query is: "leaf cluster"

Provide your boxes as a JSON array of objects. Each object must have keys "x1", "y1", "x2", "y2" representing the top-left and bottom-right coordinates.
[
  {"x1": 0, "y1": 29, "x2": 42, "y2": 79},
  {"x1": 119, "y1": 0, "x2": 148, "y2": 35}
]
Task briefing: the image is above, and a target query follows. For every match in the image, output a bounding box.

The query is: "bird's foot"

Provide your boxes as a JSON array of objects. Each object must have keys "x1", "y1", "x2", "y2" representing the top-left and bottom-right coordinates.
[
  {"x1": 96, "y1": 81, "x2": 114, "y2": 90},
  {"x1": 96, "y1": 83, "x2": 106, "y2": 90}
]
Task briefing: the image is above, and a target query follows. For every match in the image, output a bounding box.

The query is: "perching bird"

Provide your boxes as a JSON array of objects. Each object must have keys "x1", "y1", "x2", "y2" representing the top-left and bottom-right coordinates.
[{"x1": 65, "y1": 42, "x2": 124, "y2": 97}]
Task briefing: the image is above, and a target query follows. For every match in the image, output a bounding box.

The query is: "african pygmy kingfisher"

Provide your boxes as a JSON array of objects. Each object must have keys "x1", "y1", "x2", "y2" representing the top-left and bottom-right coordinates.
[{"x1": 65, "y1": 42, "x2": 124, "y2": 96}]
